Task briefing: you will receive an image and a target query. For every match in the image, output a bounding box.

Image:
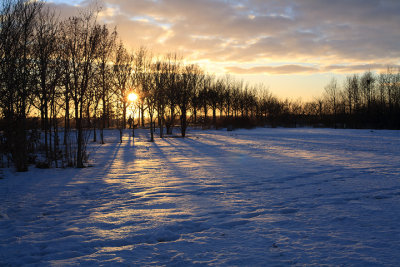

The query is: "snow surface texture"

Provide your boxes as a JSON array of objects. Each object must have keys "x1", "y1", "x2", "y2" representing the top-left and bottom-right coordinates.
[{"x1": 1, "y1": 128, "x2": 400, "y2": 266}]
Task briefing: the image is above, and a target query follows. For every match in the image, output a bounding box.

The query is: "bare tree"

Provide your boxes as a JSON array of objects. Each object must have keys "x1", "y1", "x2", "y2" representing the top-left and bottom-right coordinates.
[
  {"x1": 199, "y1": 75, "x2": 211, "y2": 125},
  {"x1": 113, "y1": 41, "x2": 133, "y2": 132},
  {"x1": 31, "y1": 6, "x2": 61, "y2": 166},
  {"x1": 207, "y1": 77, "x2": 219, "y2": 127},
  {"x1": 178, "y1": 64, "x2": 201, "y2": 137},
  {"x1": 190, "y1": 72, "x2": 204, "y2": 124},
  {"x1": 135, "y1": 48, "x2": 155, "y2": 141},
  {"x1": 0, "y1": 0, "x2": 43, "y2": 171},
  {"x1": 223, "y1": 75, "x2": 233, "y2": 119},
  {"x1": 133, "y1": 47, "x2": 147, "y2": 128},
  {"x1": 360, "y1": 71, "x2": 375, "y2": 114},
  {"x1": 152, "y1": 60, "x2": 167, "y2": 138},
  {"x1": 60, "y1": 10, "x2": 101, "y2": 167},
  {"x1": 164, "y1": 53, "x2": 181, "y2": 135},
  {"x1": 95, "y1": 25, "x2": 116, "y2": 144},
  {"x1": 145, "y1": 66, "x2": 157, "y2": 142},
  {"x1": 324, "y1": 77, "x2": 339, "y2": 128}
]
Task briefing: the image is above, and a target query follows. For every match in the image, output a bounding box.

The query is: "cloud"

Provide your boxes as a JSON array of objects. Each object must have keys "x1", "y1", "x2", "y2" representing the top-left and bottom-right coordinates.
[
  {"x1": 323, "y1": 64, "x2": 400, "y2": 73},
  {"x1": 227, "y1": 63, "x2": 400, "y2": 75},
  {"x1": 226, "y1": 65, "x2": 319, "y2": 75},
  {"x1": 46, "y1": 2, "x2": 81, "y2": 19},
  {"x1": 48, "y1": 0, "x2": 400, "y2": 75}
]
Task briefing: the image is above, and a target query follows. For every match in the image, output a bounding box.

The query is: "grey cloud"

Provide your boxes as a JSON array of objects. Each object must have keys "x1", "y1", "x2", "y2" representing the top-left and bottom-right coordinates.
[
  {"x1": 45, "y1": 2, "x2": 82, "y2": 19},
  {"x1": 323, "y1": 64, "x2": 400, "y2": 73},
  {"x1": 226, "y1": 65, "x2": 319, "y2": 74},
  {"x1": 227, "y1": 63, "x2": 400, "y2": 75},
  {"x1": 50, "y1": 0, "x2": 400, "y2": 74}
]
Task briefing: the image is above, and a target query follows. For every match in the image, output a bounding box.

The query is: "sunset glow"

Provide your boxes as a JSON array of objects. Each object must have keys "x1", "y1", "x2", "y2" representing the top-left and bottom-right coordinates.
[
  {"x1": 50, "y1": 0, "x2": 400, "y2": 100},
  {"x1": 127, "y1": 92, "x2": 138, "y2": 102},
  {"x1": 2, "y1": 0, "x2": 400, "y2": 264}
]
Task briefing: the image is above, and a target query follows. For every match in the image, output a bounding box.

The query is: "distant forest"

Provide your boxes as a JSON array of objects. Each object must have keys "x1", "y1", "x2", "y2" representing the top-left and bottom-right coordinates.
[{"x1": 1, "y1": 0, "x2": 400, "y2": 171}]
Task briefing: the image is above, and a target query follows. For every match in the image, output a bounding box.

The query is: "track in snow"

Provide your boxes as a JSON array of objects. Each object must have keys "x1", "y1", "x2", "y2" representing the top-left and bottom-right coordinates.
[{"x1": 1, "y1": 128, "x2": 400, "y2": 265}]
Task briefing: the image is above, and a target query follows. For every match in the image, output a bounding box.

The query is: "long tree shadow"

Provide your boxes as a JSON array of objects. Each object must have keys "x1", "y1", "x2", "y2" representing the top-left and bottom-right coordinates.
[
  {"x1": 120, "y1": 131, "x2": 137, "y2": 168},
  {"x1": 0, "y1": 133, "x2": 129, "y2": 264},
  {"x1": 153, "y1": 135, "x2": 282, "y2": 206},
  {"x1": 164, "y1": 134, "x2": 268, "y2": 173},
  {"x1": 151, "y1": 140, "x2": 196, "y2": 183}
]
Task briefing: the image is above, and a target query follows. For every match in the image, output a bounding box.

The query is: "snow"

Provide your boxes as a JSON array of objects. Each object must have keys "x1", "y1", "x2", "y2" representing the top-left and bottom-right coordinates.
[{"x1": 1, "y1": 127, "x2": 400, "y2": 266}]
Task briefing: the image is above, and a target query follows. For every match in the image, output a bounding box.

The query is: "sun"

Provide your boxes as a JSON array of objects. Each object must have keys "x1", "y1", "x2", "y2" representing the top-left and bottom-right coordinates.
[{"x1": 127, "y1": 92, "x2": 138, "y2": 102}]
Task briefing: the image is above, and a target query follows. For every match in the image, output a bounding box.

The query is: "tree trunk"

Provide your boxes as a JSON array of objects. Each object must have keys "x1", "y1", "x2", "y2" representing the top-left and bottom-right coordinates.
[
  {"x1": 53, "y1": 106, "x2": 59, "y2": 168},
  {"x1": 141, "y1": 103, "x2": 145, "y2": 127},
  {"x1": 149, "y1": 114, "x2": 154, "y2": 142},
  {"x1": 158, "y1": 112, "x2": 163, "y2": 138},
  {"x1": 64, "y1": 89, "x2": 69, "y2": 146},
  {"x1": 193, "y1": 108, "x2": 197, "y2": 124},
  {"x1": 93, "y1": 115, "x2": 97, "y2": 142},
  {"x1": 77, "y1": 102, "x2": 84, "y2": 168},
  {"x1": 101, "y1": 93, "x2": 105, "y2": 144},
  {"x1": 203, "y1": 105, "x2": 208, "y2": 125},
  {"x1": 212, "y1": 107, "x2": 216, "y2": 126},
  {"x1": 181, "y1": 107, "x2": 187, "y2": 137},
  {"x1": 14, "y1": 115, "x2": 28, "y2": 172},
  {"x1": 132, "y1": 116, "x2": 135, "y2": 137},
  {"x1": 44, "y1": 104, "x2": 49, "y2": 162},
  {"x1": 122, "y1": 102, "x2": 127, "y2": 129},
  {"x1": 167, "y1": 106, "x2": 174, "y2": 135}
]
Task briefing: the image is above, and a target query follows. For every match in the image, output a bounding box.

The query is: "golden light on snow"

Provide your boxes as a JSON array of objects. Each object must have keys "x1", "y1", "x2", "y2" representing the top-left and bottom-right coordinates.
[{"x1": 128, "y1": 92, "x2": 138, "y2": 102}]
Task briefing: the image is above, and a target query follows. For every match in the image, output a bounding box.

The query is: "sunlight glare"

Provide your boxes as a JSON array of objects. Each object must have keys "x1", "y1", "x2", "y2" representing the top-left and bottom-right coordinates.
[{"x1": 128, "y1": 92, "x2": 138, "y2": 102}]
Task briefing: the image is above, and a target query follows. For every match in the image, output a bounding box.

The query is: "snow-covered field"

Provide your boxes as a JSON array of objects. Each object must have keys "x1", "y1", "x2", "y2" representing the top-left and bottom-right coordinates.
[{"x1": 1, "y1": 127, "x2": 400, "y2": 266}]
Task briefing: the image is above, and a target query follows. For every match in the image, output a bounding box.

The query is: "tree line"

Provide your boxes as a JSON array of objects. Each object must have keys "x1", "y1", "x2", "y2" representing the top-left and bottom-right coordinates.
[
  {"x1": 310, "y1": 69, "x2": 400, "y2": 129},
  {"x1": 1, "y1": 0, "x2": 399, "y2": 172}
]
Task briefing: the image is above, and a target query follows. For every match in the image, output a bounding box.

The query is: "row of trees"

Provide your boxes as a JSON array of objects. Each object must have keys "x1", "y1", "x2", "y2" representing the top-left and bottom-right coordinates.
[
  {"x1": 1, "y1": 0, "x2": 399, "y2": 172},
  {"x1": 0, "y1": 0, "x2": 276, "y2": 171},
  {"x1": 307, "y1": 68, "x2": 400, "y2": 129},
  {"x1": 0, "y1": 0, "x2": 120, "y2": 170}
]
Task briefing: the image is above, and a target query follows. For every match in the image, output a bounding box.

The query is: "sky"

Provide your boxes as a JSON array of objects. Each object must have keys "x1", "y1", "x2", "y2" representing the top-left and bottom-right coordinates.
[{"x1": 49, "y1": 0, "x2": 400, "y2": 101}]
